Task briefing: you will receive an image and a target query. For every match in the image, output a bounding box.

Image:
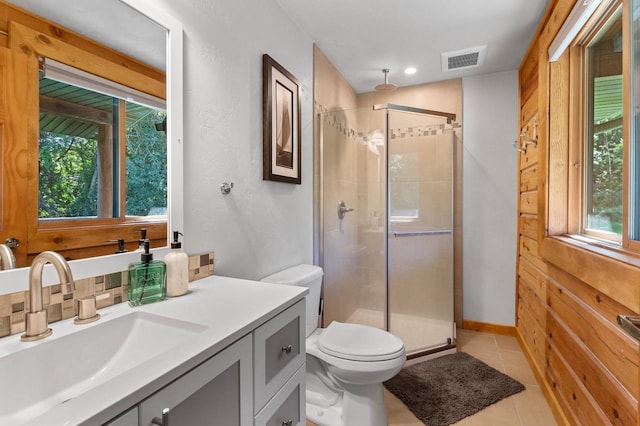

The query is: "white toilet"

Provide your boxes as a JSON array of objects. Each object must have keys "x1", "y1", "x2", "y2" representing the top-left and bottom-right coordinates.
[{"x1": 261, "y1": 264, "x2": 406, "y2": 426}]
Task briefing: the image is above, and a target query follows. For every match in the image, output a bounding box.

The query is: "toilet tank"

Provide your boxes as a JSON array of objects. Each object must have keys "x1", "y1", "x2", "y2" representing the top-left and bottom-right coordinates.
[{"x1": 260, "y1": 264, "x2": 323, "y2": 337}]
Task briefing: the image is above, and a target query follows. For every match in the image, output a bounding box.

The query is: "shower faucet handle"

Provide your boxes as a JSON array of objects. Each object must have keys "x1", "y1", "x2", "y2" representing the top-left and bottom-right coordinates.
[{"x1": 337, "y1": 201, "x2": 354, "y2": 220}]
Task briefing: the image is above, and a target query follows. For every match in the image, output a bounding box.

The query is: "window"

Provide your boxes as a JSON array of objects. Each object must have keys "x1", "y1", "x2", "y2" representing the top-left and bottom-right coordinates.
[
  {"x1": 547, "y1": 0, "x2": 640, "y2": 252},
  {"x1": 583, "y1": 6, "x2": 623, "y2": 241},
  {"x1": 630, "y1": 0, "x2": 640, "y2": 242},
  {"x1": 38, "y1": 73, "x2": 167, "y2": 222},
  {"x1": 390, "y1": 153, "x2": 419, "y2": 220},
  {"x1": 124, "y1": 100, "x2": 167, "y2": 217},
  {"x1": 39, "y1": 77, "x2": 114, "y2": 219}
]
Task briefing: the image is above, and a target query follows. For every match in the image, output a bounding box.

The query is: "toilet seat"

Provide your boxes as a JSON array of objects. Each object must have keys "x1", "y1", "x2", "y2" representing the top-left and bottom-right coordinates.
[{"x1": 317, "y1": 322, "x2": 405, "y2": 362}]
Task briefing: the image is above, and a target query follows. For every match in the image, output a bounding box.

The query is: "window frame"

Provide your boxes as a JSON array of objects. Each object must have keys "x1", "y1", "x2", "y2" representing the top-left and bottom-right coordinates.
[
  {"x1": 534, "y1": 0, "x2": 640, "y2": 315},
  {"x1": 8, "y1": 19, "x2": 167, "y2": 263},
  {"x1": 579, "y1": 3, "x2": 625, "y2": 243},
  {"x1": 547, "y1": 0, "x2": 639, "y2": 253}
]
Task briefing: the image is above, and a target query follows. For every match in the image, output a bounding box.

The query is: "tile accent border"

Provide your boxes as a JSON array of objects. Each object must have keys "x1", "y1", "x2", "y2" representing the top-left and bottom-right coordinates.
[
  {"x1": 314, "y1": 100, "x2": 461, "y2": 143},
  {"x1": 0, "y1": 252, "x2": 214, "y2": 338}
]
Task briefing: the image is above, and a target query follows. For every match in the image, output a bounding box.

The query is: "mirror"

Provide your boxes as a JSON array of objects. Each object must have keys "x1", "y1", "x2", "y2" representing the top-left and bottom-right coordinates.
[{"x1": 0, "y1": 0, "x2": 183, "y2": 286}]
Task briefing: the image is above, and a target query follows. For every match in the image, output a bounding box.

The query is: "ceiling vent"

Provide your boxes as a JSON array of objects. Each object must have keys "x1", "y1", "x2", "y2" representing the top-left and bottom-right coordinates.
[{"x1": 441, "y1": 45, "x2": 487, "y2": 72}]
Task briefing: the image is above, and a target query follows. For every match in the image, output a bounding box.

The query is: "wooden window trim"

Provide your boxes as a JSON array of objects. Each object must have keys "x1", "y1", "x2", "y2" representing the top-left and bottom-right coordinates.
[
  {"x1": 541, "y1": 235, "x2": 640, "y2": 312},
  {"x1": 6, "y1": 14, "x2": 167, "y2": 263}
]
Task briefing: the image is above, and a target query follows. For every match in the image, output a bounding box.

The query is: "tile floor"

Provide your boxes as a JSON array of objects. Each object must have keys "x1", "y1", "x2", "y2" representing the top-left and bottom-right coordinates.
[{"x1": 307, "y1": 328, "x2": 557, "y2": 426}]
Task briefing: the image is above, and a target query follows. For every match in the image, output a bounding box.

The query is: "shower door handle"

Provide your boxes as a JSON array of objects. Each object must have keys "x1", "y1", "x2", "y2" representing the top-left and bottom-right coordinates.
[
  {"x1": 337, "y1": 201, "x2": 354, "y2": 220},
  {"x1": 393, "y1": 230, "x2": 452, "y2": 237}
]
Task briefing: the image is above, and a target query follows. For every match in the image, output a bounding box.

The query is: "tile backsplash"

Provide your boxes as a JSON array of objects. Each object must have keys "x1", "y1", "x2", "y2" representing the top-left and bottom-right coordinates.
[{"x1": 0, "y1": 252, "x2": 214, "y2": 338}]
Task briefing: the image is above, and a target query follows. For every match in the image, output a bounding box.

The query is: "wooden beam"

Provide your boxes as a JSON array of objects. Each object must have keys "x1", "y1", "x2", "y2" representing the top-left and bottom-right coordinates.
[
  {"x1": 593, "y1": 117, "x2": 623, "y2": 133},
  {"x1": 39, "y1": 95, "x2": 112, "y2": 125},
  {"x1": 97, "y1": 124, "x2": 113, "y2": 218}
]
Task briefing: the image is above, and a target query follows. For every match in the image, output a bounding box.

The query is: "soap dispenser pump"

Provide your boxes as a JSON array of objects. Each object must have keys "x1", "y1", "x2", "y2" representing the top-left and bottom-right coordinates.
[
  {"x1": 128, "y1": 240, "x2": 166, "y2": 306},
  {"x1": 165, "y1": 231, "x2": 189, "y2": 297},
  {"x1": 134, "y1": 228, "x2": 147, "y2": 252}
]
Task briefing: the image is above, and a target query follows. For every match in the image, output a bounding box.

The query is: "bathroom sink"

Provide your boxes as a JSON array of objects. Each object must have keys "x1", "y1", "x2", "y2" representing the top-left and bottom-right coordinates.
[{"x1": 0, "y1": 311, "x2": 207, "y2": 425}]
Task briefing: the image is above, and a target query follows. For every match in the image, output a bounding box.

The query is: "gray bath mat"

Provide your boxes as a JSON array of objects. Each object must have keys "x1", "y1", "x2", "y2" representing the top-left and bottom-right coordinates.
[{"x1": 384, "y1": 352, "x2": 525, "y2": 426}]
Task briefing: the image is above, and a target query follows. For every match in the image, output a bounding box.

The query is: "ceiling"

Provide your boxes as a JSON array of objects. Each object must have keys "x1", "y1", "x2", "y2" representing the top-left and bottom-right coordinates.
[
  {"x1": 276, "y1": 0, "x2": 550, "y2": 93},
  {"x1": 10, "y1": 1, "x2": 550, "y2": 93}
]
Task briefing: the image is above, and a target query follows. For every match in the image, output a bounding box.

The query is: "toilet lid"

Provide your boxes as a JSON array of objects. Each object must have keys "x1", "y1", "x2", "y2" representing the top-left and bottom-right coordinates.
[{"x1": 318, "y1": 322, "x2": 405, "y2": 362}]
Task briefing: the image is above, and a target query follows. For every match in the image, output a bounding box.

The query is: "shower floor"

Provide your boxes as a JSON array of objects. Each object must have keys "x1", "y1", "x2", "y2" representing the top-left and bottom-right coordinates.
[{"x1": 346, "y1": 308, "x2": 455, "y2": 355}]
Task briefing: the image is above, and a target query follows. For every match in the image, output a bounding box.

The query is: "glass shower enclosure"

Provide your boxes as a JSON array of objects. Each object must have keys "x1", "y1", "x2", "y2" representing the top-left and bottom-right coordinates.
[{"x1": 319, "y1": 104, "x2": 456, "y2": 356}]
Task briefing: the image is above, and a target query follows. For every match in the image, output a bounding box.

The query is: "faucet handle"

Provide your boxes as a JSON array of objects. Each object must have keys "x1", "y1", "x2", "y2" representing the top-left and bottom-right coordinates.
[{"x1": 74, "y1": 296, "x2": 100, "y2": 325}]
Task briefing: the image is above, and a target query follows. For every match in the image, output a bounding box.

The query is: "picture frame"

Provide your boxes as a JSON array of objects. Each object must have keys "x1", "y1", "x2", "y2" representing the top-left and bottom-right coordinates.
[{"x1": 262, "y1": 54, "x2": 301, "y2": 184}]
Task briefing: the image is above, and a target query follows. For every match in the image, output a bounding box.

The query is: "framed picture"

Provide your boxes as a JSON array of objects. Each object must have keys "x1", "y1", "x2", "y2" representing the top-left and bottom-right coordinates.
[{"x1": 263, "y1": 54, "x2": 301, "y2": 184}]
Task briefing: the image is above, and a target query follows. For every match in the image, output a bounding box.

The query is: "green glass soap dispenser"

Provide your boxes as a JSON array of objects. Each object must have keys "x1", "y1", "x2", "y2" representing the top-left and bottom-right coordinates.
[{"x1": 128, "y1": 240, "x2": 166, "y2": 306}]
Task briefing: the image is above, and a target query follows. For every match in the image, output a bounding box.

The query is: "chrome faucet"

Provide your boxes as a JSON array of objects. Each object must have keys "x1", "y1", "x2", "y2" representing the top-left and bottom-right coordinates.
[
  {"x1": 0, "y1": 244, "x2": 16, "y2": 270},
  {"x1": 21, "y1": 251, "x2": 75, "y2": 342}
]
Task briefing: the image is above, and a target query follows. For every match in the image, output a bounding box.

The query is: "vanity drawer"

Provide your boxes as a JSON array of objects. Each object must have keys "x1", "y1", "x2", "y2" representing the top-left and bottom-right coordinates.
[
  {"x1": 254, "y1": 364, "x2": 305, "y2": 426},
  {"x1": 254, "y1": 299, "x2": 305, "y2": 413},
  {"x1": 139, "y1": 334, "x2": 253, "y2": 426}
]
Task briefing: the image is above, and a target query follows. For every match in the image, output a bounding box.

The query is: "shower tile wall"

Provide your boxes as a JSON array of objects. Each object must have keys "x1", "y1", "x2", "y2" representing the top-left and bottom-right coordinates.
[
  {"x1": 314, "y1": 46, "x2": 363, "y2": 326},
  {"x1": 321, "y1": 112, "x2": 361, "y2": 324},
  {"x1": 353, "y1": 106, "x2": 387, "y2": 328}
]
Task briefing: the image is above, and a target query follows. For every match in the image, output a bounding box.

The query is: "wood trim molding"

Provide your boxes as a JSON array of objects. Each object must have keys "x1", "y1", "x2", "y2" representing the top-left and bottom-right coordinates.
[
  {"x1": 462, "y1": 320, "x2": 517, "y2": 336},
  {"x1": 536, "y1": 0, "x2": 581, "y2": 252},
  {"x1": 27, "y1": 221, "x2": 166, "y2": 257},
  {"x1": 541, "y1": 235, "x2": 640, "y2": 312},
  {"x1": 0, "y1": 2, "x2": 164, "y2": 82},
  {"x1": 8, "y1": 21, "x2": 164, "y2": 99}
]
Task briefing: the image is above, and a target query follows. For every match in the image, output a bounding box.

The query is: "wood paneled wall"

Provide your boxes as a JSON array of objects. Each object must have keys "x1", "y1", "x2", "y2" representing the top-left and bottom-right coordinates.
[{"x1": 516, "y1": 1, "x2": 640, "y2": 425}]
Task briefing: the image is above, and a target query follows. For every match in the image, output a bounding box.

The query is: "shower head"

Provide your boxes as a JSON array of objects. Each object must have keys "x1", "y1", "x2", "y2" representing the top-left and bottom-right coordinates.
[{"x1": 375, "y1": 68, "x2": 398, "y2": 92}]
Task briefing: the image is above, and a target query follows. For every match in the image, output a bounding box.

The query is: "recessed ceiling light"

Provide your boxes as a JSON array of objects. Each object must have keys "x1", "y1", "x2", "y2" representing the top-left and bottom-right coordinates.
[{"x1": 404, "y1": 67, "x2": 417, "y2": 75}]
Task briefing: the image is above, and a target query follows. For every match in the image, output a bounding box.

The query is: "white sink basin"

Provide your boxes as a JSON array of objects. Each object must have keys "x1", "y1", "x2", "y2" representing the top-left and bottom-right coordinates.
[{"x1": 0, "y1": 311, "x2": 207, "y2": 425}]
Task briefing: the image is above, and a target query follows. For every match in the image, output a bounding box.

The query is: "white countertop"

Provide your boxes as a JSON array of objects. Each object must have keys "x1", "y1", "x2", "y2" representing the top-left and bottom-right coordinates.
[{"x1": 0, "y1": 275, "x2": 307, "y2": 425}]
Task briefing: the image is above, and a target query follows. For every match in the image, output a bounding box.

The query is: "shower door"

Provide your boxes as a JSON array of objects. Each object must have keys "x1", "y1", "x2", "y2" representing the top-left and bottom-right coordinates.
[
  {"x1": 319, "y1": 104, "x2": 455, "y2": 356},
  {"x1": 386, "y1": 108, "x2": 455, "y2": 354}
]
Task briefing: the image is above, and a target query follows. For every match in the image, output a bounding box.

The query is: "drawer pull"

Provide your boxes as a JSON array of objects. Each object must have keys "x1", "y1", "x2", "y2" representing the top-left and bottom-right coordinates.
[
  {"x1": 281, "y1": 345, "x2": 293, "y2": 354},
  {"x1": 152, "y1": 407, "x2": 170, "y2": 425},
  {"x1": 282, "y1": 421, "x2": 293, "y2": 426}
]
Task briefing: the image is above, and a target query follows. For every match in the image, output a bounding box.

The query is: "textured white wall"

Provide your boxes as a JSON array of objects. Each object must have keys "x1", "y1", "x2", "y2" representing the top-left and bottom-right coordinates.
[
  {"x1": 156, "y1": 0, "x2": 314, "y2": 279},
  {"x1": 462, "y1": 71, "x2": 518, "y2": 326}
]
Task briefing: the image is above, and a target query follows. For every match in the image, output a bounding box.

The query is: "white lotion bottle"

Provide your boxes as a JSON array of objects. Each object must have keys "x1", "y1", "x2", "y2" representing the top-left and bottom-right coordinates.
[{"x1": 164, "y1": 231, "x2": 189, "y2": 297}]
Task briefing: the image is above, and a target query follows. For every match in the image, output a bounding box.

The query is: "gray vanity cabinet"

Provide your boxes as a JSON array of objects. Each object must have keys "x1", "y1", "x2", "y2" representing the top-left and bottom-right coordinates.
[{"x1": 102, "y1": 300, "x2": 306, "y2": 426}]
